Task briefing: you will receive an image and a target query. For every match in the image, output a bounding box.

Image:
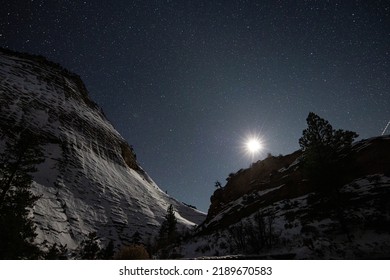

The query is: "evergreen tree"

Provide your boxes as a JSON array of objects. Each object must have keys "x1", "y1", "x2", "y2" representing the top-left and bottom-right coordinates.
[
  {"x1": 299, "y1": 113, "x2": 358, "y2": 239},
  {"x1": 0, "y1": 130, "x2": 44, "y2": 208},
  {"x1": 299, "y1": 112, "x2": 358, "y2": 159},
  {"x1": 0, "y1": 130, "x2": 44, "y2": 259},
  {"x1": 99, "y1": 240, "x2": 115, "y2": 260},
  {"x1": 299, "y1": 112, "x2": 358, "y2": 189},
  {"x1": 78, "y1": 234, "x2": 117, "y2": 260},
  {"x1": 131, "y1": 231, "x2": 142, "y2": 244},
  {"x1": 158, "y1": 204, "x2": 177, "y2": 245},
  {"x1": 78, "y1": 232, "x2": 101, "y2": 260},
  {"x1": 45, "y1": 243, "x2": 68, "y2": 260}
]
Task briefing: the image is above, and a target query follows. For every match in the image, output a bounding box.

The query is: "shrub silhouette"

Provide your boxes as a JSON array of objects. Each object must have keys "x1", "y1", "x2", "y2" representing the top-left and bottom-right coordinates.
[{"x1": 115, "y1": 244, "x2": 150, "y2": 260}]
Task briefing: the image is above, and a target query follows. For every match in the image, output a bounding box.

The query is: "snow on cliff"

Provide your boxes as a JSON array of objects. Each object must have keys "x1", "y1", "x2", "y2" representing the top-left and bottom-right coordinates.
[{"x1": 0, "y1": 49, "x2": 205, "y2": 250}]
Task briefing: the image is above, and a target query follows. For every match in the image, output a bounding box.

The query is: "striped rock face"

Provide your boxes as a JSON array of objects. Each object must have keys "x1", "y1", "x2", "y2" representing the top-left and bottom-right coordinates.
[{"x1": 0, "y1": 49, "x2": 205, "y2": 251}]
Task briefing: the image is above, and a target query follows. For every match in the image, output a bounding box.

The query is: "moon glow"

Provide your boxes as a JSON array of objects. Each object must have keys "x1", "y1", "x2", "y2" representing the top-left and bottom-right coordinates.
[{"x1": 246, "y1": 138, "x2": 262, "y2": 154}]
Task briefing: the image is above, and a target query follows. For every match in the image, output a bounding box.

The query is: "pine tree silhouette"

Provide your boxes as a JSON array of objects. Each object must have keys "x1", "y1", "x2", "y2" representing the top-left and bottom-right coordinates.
[
  {"x1": 299, "y1": 112, "x2": 358, "y2": 190},
  {"x1": 0, "y1": 130, "x2": 44, "y2": 259},
  {"x1": 79, "y1": 232, "x2": 101, "y2": 259},
  {"x1": 158, "y1": 204, "x2": 178, "y2": 245}
]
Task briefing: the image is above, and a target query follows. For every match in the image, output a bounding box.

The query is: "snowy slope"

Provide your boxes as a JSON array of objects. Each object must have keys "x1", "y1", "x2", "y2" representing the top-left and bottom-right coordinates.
[
  {"x1": 0, "y1": 49, "x2": 205, "y2": 250},
  {"x1": 175, "y1": 137, "x2": 390, "y2": 259},
  {"x1": 183, "y1": 175, "x2": 390, "y2": 259}
]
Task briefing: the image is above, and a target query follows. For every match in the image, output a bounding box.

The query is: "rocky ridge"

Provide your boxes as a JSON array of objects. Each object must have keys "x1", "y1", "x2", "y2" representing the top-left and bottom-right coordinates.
[{"x1": 176, "y1": 136, "x2": 390, "y2": 259}]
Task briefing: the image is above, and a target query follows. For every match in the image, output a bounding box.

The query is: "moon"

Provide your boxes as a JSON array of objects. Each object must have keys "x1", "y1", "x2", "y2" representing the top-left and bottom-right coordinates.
[{"x1": 245, "y1": 138, "x2": 262, "y2": 154}]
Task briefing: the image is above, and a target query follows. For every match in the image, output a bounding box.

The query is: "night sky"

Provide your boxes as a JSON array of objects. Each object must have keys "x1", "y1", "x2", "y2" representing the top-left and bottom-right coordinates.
[{"x1": 1, "y1": 1, "x2": 389, "y2": 212}]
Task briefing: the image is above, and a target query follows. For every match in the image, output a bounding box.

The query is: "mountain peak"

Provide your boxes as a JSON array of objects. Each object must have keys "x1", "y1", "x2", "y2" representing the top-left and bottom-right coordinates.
[{"x1": 0, "y1": 49, "x2": 205, "y2": 252}]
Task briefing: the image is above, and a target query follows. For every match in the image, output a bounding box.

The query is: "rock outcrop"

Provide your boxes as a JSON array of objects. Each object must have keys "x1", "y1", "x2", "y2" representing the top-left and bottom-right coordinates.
[{"x1": 179, "y1": 136, "x2": 390, "y2": 259}]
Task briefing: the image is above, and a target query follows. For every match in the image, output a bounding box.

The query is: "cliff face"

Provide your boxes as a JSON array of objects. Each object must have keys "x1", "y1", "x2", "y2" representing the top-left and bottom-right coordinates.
[
  {"x1": 0, "y1": 49, "x2": 205, "y2": 250},
  {"x1": 207, "y1": 150, "x2": 303, "y2": 222},
  {"x1": 205, "y1": 136, "x2": 390, "y2": 230},
  {"x1": 177, "y1": 136, "x2": 390, "y2": 259}
]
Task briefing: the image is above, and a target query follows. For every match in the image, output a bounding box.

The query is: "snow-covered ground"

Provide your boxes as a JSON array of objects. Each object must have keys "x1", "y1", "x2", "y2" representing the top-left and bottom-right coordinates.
[{"x1": 175, "y1": 174, "x2": 390, "y2": 259}]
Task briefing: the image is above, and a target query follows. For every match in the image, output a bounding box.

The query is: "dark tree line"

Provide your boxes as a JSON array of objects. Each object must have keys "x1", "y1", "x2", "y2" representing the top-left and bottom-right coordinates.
[
  {"x1": 227, "y1": 212, "x2": 278, "y2": 254},
  {"x1": 0, "y1": 130, "x2": 44, "y2": 259}
]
